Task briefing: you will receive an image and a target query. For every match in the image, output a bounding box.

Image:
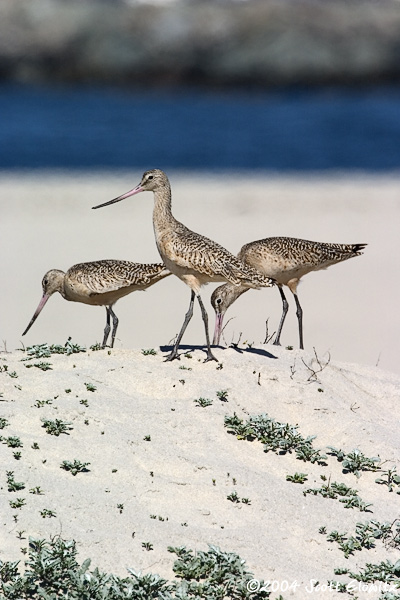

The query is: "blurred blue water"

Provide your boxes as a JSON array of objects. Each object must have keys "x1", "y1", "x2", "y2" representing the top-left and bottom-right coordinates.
[{"x1": 1, "y1": 83, "x2": 400, "y2": 171}]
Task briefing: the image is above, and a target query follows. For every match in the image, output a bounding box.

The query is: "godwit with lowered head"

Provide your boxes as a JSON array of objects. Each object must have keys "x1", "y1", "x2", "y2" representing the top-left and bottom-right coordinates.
[
  {"x1": 92, "y1": 169, "x2": 275, "y2": 362},
  {"x1": 211, "y1": 237, "x2": 367, "y2": 349},
  {"x1": 23, "y1": 260, "x2": 171, "y2": 348}
]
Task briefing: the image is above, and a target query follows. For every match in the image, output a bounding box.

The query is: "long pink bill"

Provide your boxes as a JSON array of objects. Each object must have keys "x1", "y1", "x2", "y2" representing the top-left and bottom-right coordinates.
[
  {"x1": 92, "y1": 184, "x2": 143, "y2": 210},
  {"x1": 22, "y1": 294, "x2": 50, "y2": 336},
  {"x1": 212, "y1": 313, "x2": 225, "y2": 346}
]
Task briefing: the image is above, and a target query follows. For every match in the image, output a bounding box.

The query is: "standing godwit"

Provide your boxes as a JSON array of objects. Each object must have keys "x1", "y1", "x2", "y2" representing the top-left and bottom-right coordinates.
[
  {"x1": 22, "y1": 260, "x2": 171, "y2": 348},
  {"x1": 92, "y1": 169, "x2": 275, "y2": 362},
  {"x1": 211, "y1": 237, "x2": 366, "y2": 349}
]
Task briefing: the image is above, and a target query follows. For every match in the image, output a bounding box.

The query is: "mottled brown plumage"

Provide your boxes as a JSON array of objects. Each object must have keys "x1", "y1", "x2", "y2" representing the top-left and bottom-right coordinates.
[
  {"x1": 211, "y1": 237, "x2": 366, "y2": 349},
  {"x1": 93, "y1": 169, "x2": 275, "y2": 361},
  {"x1": 23, "y1": 260, "x2": 170, "y2": 347}
]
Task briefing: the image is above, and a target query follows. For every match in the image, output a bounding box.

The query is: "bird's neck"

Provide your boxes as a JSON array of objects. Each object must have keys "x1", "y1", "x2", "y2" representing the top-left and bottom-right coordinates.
[
  {"x1": 49, "y1": 271, "x2": 67, "y2": 299},
  {"x1": 58, "y1": 279, "x2": 68, "y2": 300},
  {"x1": 228, "y1": 284, "x2": 249, "y2": 307},
  {"x1": 152, "y1": 183, "x2": 177, "y2": 231}
]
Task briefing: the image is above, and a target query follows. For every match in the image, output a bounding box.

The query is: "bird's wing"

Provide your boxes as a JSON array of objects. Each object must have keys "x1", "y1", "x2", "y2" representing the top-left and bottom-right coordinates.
[
  {"x1": 67, "y1": 261, "x2": 169, "y2": 295},
  {"x1": 166, "y1": 230, "x2": 274, "y2": 287},
  {"x1": 241, "y1": 237, "x2": 366, "y2": 270}
]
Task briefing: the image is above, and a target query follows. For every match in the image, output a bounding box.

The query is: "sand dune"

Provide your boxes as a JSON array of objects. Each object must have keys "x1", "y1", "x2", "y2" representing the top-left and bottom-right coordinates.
[{"x1": 0, "y1": 344, "x2": 399, "y2": 597}]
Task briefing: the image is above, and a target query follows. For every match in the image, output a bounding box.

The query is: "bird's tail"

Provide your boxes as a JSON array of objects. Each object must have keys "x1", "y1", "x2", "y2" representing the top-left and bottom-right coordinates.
[{"x1": 351, "y1": 243, "x2": 367, "y2": 254}]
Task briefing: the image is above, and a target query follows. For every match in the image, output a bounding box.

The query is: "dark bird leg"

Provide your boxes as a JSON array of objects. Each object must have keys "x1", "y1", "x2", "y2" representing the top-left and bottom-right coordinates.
[
  {"x1": 109, "y1": 306, "x2": 119, "y2": 348},
  {"x1": 102, "y1": 307, "x2": 111, "y2": 348},
  {"x1": 293, "y1": 293, "x2": 304, "y2": 350},
  {"x1": 197, "y1": 294, "x2": 218, "y2": 362},
  {"x1": 273, "y1": 285, "x2": 289, "y2": 347},
  {"x1": 166, "y1": 290, "x2": 195, "y2": 361}
]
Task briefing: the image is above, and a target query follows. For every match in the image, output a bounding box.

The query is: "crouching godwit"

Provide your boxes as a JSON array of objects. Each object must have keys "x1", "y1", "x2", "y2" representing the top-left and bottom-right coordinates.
[
  {"x1": 211, "y1": 237, "x2": 366, "y2": 349},
  {"x1": 23, "y1": 260, "x2": 170, "y2": 348},
  {"x1": 93, "y1": 169, "x2": 275, "y2": 362}
]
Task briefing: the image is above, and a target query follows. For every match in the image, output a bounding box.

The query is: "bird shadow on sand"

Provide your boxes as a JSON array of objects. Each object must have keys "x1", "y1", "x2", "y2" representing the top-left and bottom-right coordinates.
[
  {"x1": 159, "y1": 344, "x2": 277, "y2": 360},
  {"x1": 225, "y1": 344, "x2": 278, "y2": 359},
  {"x1": 159, "y1": 344, "x2": 217, "y2": 359}
]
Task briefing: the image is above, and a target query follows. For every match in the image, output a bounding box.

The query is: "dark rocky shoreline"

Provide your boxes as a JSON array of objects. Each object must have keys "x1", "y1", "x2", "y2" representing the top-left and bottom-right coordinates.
[{"x1": 1, "y1": 0, "x2": 400, "y2": 88}]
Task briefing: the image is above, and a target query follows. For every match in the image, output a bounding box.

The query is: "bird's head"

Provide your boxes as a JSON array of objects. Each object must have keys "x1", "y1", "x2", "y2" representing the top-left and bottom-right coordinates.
[
  {"x1": 138, "y1": 169, "x2": 169, "y2": 192},
  {"x1": 41, "y1": 269, "x2": 65, "y2": 296},
  {"x1": 92, "y1": 169, "x2": 169, "y2": 209},
  {"x1": 210, "y1": 284, "x2": 242, "y2": 345}
]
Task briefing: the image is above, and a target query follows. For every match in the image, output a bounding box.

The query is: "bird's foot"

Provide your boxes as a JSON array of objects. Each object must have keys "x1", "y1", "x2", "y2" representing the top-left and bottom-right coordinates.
[
  {"x1": 272, "y1": 340, "x2": 281, "y2": 347},
  {"x1": 164, "y1": 351, "x2": 180, "y2": 362},
  {"x1": 204, "y1": 351, "x2": 218, "y2": 363}
]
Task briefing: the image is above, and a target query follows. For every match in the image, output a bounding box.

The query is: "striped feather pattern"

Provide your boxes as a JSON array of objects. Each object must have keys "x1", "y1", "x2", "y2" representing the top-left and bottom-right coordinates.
[{"x1": 67, "y1": 261, "x2": 170, "y2": 295}]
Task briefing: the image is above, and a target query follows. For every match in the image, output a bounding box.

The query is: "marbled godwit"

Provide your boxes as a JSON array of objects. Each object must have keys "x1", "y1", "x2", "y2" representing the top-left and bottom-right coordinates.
[
  {"x1": 92, "y1": 169, "x2": 275, "y2": 362},
  {"x1": 211, "y1": 237, "x2": 366, "y2": 349},
  {"x1": 22, "y1": 260, "x2": 170, "y2": 348}
]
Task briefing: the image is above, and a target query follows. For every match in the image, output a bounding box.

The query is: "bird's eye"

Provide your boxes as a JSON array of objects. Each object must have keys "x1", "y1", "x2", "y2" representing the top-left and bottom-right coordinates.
[
  {"x1": 44, "y1": 279, "x2": 48, "y2": 286},
  {"x1": 147, "y1": 175, "x2": 154, "y2": 180},
  {"x1": 216, "y1": 298, "x2": 222, "y2": 304}
]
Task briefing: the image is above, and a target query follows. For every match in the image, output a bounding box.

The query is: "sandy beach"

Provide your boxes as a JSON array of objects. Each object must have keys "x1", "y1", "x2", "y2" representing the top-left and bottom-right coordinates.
[
  {"x1": 1, "y1": 172, "x2": 400, "y2": 597},
  {"x1": 1, "y1": 171, "x2": 399, "y2": 374}
]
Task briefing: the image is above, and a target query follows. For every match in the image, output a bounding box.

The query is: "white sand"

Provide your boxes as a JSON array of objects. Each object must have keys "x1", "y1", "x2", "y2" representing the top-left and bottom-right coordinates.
[
  {"x1": 0, "y1": 345, "x2": 399, "y2": 598},
  {"x1": 1, "y1": 172, "x2": 399, "y2": 596}
]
